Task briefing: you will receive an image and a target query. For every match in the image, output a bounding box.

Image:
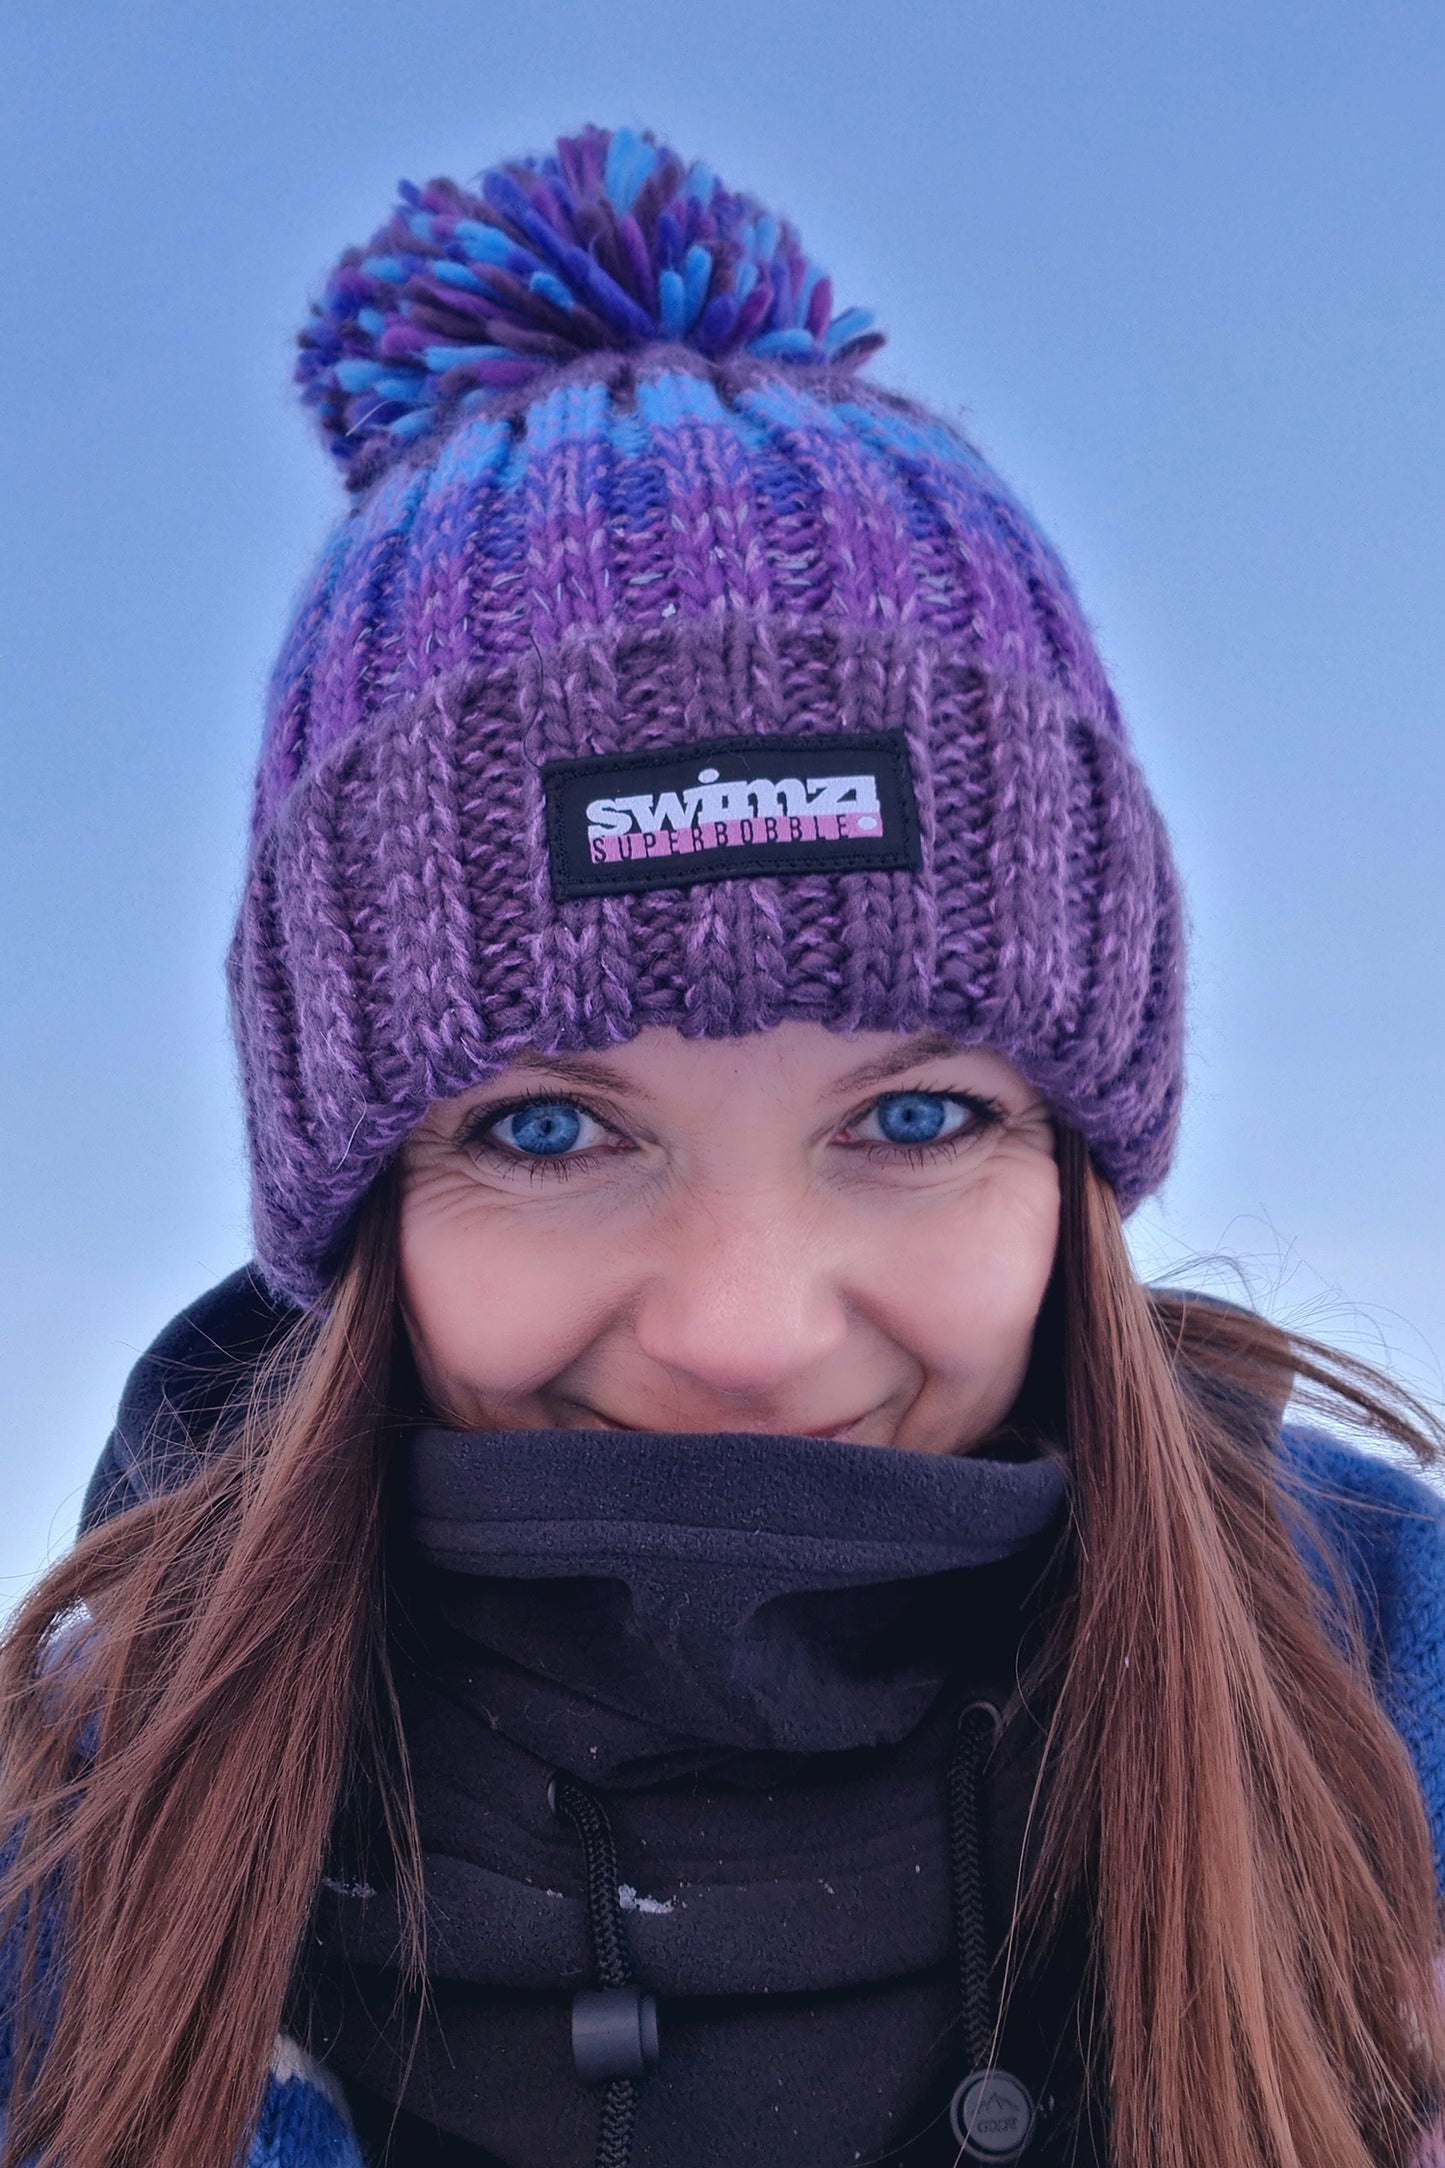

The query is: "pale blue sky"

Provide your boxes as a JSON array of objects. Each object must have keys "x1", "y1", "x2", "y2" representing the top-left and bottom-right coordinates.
[{"x1": 2, "y1": 0, "x2": 1441, "y2": 1590}]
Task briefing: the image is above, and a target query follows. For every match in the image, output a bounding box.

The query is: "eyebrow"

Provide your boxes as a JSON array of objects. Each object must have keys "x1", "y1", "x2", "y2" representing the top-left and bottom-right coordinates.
[
  {"x1": 827, "y1": 1031, "x2": 972, "y2": 1096},
  {"x1": 486, "y1": 1050, "x2": 657, "y2": 1101},
  {"x1": 468, "y1": 1029, "x2": 969, "y2": 1111}
]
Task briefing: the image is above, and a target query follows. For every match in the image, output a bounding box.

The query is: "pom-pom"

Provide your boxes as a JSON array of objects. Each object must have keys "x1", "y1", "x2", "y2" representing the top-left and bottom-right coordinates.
[{"x1": 297, "y1": 125, "x2": 884, "y2": 480}]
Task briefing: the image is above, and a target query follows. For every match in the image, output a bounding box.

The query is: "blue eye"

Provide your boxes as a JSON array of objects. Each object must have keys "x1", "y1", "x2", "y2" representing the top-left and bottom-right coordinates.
[
  {"x1": 850, "y1": 1090, "x2": 1000, "y2": 1152},
  {"x1": 873, "y1": 1092, "x2": 958, "y2": 1145},
  {"x1": 486, "y1": 1100, "x2": 596, "y2": 1157}
]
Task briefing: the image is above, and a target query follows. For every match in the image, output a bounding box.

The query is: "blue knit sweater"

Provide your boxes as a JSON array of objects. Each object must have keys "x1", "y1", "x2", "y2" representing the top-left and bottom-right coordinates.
[{"x1": 6, "y1": 1425, "x2": 1445, "y2": 2168}]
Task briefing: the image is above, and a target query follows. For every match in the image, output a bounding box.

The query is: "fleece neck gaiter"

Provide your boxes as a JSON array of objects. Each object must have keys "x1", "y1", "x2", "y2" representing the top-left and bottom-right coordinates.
[{"x1": 300, "y1": 1425, "x2": 1102, "y2": 2168}]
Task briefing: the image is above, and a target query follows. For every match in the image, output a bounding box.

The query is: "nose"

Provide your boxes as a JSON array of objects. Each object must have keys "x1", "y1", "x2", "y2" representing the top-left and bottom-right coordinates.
[{"x1": 631, "y1": 1188, "x2": 850, "y2": 1406}]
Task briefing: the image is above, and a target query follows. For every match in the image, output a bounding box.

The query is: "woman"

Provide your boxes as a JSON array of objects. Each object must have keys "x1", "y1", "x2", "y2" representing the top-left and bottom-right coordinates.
[{"x1": 1, "y1": 124, "x2": 1442, "y2": 2168}]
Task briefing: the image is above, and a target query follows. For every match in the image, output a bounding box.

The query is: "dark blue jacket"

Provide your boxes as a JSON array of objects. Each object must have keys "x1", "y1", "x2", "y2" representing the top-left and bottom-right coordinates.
[{"x1": 18, "y1": 1272, "x2": 1445, "y2": 2167}]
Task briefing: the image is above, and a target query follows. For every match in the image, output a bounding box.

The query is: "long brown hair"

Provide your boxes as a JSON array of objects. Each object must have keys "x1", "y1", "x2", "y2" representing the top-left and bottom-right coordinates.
[
  {"x1": 0, "y1": 1133, "x2": 1441, "y2": 2168},
  {"x1": 1043, "y1": 1128, "x2": 1445, "y2": 2166},
  {"x1": 0, "y1": 1177, "x2": 419, "y2": 2168}
]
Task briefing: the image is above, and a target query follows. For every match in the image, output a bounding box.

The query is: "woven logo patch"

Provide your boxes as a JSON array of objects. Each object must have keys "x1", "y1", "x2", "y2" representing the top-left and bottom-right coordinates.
[{"x1": 543, "y1": 730, "x2": 921, "y2": 901}]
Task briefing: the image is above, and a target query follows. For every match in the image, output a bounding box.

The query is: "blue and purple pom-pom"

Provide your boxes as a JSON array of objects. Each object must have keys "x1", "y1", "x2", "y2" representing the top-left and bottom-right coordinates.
[{"x1": 297, "y1": 125, "x2": 884, "y2": 480}]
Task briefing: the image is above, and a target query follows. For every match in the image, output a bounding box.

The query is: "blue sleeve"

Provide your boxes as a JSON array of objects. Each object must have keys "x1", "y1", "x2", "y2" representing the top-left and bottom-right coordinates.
[
  {"x1": 0, "y1": 1846, "x2": 363, "y2": 2168},
  {"x1": 0, "y1": 1827, "x2": 65, "y2": 2128},
  {"x1": 245, "y1": 2042, "x2": 366, "y2": 2168},
  {"x1": 1279, "y1": 1425, "x2": 1445, "y2": 1890}
]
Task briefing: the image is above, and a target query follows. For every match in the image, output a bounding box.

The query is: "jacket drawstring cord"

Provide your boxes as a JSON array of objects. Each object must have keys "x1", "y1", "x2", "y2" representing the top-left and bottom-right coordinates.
[{"x1": 549, "y1": 1771, "x2": 660, "y2": 2168}]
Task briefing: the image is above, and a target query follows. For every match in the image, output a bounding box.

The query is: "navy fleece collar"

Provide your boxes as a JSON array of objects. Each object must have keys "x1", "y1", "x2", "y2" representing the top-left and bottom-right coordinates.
[{"x1": 402, "y1": 1425, "x2": 1068, "y2": 1770}]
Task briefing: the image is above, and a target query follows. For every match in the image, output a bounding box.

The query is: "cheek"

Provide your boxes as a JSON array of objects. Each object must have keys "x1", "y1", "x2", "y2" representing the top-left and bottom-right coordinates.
[
  {"x1": 867, "y1": 1161, "x2": 1060, "y2": 1390},
  {"x1": 397, "y1": 1191, "x2": 617, "y2": 1406}
]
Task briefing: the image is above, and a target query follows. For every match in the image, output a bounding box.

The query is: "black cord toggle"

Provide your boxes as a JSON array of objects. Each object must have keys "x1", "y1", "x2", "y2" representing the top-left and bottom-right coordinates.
[
  {"x1": 571, "y1": 1985, "x2": 662, "y2": 2085},
  {"x1": 550, "y1": 1768, "x2": 661, "y2": 2166}
]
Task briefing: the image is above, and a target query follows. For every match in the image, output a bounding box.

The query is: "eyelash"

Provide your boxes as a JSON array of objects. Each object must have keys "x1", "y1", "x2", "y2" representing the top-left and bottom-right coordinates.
[
  {"x1": 457, "y1": 1084, "x2": 1005, "y2": 1179},
  {"x1": 847, "y1": 1085, "x2": 1004, "y2": 1168},
  {"x1": 457, "y1": 1094, "x2": 624, "y2": 1181}
]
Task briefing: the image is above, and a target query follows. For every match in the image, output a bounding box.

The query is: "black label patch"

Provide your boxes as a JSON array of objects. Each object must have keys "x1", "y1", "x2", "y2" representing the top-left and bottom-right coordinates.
[{"x1": 544, "y1": 730, "x2": 921, "y2": 901}]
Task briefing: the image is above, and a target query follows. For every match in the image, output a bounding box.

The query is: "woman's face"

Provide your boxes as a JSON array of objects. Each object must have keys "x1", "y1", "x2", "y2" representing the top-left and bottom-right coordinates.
[{"x1": 398, "y1": 1024, "x2": 1059, "y2": 1454}]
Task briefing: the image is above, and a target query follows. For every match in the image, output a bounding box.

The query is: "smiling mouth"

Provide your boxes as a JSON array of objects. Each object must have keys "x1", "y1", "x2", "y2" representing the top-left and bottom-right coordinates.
[
  {"x1": 802, "y1": 1411, "x2": 877, "y2": 1440},
  {"x1": 571, "y1": 1403, "x2": 884, "y2": 1442}
]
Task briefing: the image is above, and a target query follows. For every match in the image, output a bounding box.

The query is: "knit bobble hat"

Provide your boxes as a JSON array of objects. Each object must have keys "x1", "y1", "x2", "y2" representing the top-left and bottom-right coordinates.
[{"x1": 231, "y1": 124, "x2": 1184, "y2": 1306}]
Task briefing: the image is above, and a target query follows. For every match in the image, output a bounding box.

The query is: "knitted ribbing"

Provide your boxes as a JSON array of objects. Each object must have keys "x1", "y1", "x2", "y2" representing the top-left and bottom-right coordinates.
[{"x1": 233, "y1": 134, "x2": 1185, "y2": 1304}]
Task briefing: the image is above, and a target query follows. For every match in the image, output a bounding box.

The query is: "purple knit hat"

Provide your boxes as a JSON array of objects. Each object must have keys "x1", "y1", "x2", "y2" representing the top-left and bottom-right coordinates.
[{"x1": 230, "y1": 125, "x2": 1184, "y2": 1306}]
